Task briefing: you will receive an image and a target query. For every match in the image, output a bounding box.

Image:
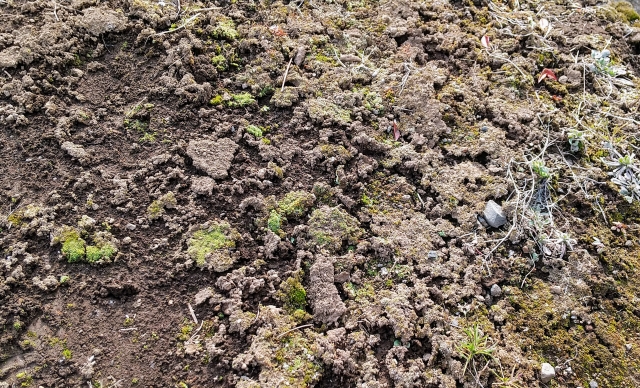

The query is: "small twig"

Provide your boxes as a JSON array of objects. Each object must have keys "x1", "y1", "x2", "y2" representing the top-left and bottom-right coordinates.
[
  {"x1": 150, "y1": 13, "x2": 200, "y2": 38},
  {"x1": 188, "y1": 303, "x2": 198, "y2": 324},
  {"x1": 277, "y1": 324, "x2": 313, "y2": 339},
  {"x1": 281, "y1": 57, "x2": 293, "y2": 92},
  {"x1": 186, "y1": 321, "x2": 204, "y2": 344},
  {"x1": 119, "y1": 327, "x2": 137, "y2": 331},
  {"x1": 52, "y1": 1, "x2": 59, "y2": 21},
  {"x1": 176, "y1": 0, "x2": 181, "y2": 16}
]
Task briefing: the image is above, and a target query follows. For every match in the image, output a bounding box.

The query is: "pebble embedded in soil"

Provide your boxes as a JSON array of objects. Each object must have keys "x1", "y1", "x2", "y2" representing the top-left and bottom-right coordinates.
[
  {"x1": 490, "y1": 284, "x2": 502, "y2": 297},
  {"x1": 540, "y1": 362, "x2": 556, "y2": 383},
  {"x1": 589, "y1": 380, "x2": 598, "y2": 388},
  {"x1": 483, "y1": 200, "x2": 507, "y2": 228}
]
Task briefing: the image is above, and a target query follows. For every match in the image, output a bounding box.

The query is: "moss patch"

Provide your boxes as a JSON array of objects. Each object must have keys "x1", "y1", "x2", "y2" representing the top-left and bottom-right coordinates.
[
  {"x1": 307, "y1": 206, "x2": 363, "y2": 253},
  {"x1": 187, "y1": 221, "x2": 240, "y2": 271},
  {"x1": 147, "y1": 192, "x2": 177, "y2": 220}
]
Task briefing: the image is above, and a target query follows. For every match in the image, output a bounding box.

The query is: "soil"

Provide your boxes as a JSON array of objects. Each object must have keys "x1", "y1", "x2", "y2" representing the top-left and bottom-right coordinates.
[{"x1": 1, "y1": 0, "x2": 640, "y2": 387}]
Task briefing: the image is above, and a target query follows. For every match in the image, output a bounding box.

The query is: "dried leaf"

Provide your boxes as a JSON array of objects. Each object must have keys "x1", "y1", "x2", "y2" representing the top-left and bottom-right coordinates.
[
  {"x1": 480, "y1": 35, "x2": 490, "y2": 48},
  {"x1": 538, "y1": 18, "x2": 550, "y2": 32},
  {"x1": 393, "y1": 120, "x2": 401, "y2": 141},
  {"x1": 537, "y1": 68, "x2": 558, "y2": 83}
]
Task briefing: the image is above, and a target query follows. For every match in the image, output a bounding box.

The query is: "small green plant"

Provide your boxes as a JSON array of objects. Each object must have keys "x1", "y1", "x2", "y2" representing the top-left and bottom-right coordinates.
[
  {"x1": 59, "y1": 275, "x2": 70, "y2": 284},
  {"x1": 456, "y1": 324, "x2": 495, "y2": 375},
  {"x1": 246, "y1": 125, "x2": 264, "y2": 138},
  {"x1": 531, "y1": 160, "x2": 550, "y2": 179},
  {"x1": 267, "y1": 210, "x2": 282, "y2": 233},
  {"x1": 16, "y1": 371, "x2": 33, "y2": 387},
  {"x1": 132, "y1": 378, "x2": 139, "y2": 385},
  {"x1": 567, "y1": 129, "x2": 586, "y2": 153},
  {"x1": 62, "y1": 348, "x2": 72, "y2": 360},
  {"x1": 124, "y1": 316, "x2": 135, "y2": 327},
  {"x1": 13, "y1": 321, "x2": 22, "y2": 330},
  {"x1": 277, "y1": 276, "x2": 307, "y2": 315},
  {"x1": 227, "y1": 93, "x2": 256, "y2": 108}
]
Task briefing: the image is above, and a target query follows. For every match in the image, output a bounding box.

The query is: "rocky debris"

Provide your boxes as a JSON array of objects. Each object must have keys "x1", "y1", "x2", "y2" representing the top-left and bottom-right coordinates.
[
  {"x1": 78, "y1": 7, "x2": 127, "y2": 36},
  {"x1": 540, "y1": 362, "x2": 556, "y2": 383},
  {"x1": 490, "y1": 284, "x2": 502, "y2": 297},
  {"x1": 483, "y1": 200, "x2": 507, "y2": 228},
  {"x1": 309, "y1": 255, "x2": 346, "y2": 324},
  {"x1": 190, "y1": 176, "x2": 216, "y2": 195},
  {"x1": 61, "y1": 141, "x2": 89, "y2": 163},
  {"x1": 187, "y1": 138, "x2": 238, "y2": 179},
  {"x1": 194, "y1": 288, "x2": 214, "y2": 306}
]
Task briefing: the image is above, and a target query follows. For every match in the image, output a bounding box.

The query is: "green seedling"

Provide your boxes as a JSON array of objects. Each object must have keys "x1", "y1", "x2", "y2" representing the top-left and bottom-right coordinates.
[{"x1": 456, "y1": 324, "x2": 495, "y2": 375}]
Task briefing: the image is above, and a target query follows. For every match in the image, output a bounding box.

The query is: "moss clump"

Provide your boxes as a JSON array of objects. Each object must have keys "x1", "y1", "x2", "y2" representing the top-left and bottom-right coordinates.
[
  {"x1": 187, "y1": 221, "x2": 240, "y2": 271},
  {"x1": 277, "y1": 191, "x2": 316, "y2": 218},
  {"x1": 210, "y1": 94, "x2": 224, "y2": 106},
  {"x1": 6, "y1": 204, "x2": 40, "y2": 227},
  {"x1": 278, "y1": 276, "x2": 307, "y2": 314},
  {"x1": 307, "y1": 206, "x2": 363, "y2": 253},
  {"x1": 307, "y1": 98, "x2": 352, "y2": 125},
  {"x1": 267, "y1": 210, "x2": 282, "y2": 233},
  {"x1": 61, "y1": 348, "x2": 72, "y2": 360},
  {"x1": 212, "y1": 18, "x2": 239, "y2": 40},
  {"x1": 54, "y1": 226, "x2": 117, "y2": 264},
  {"x1": 228, "y1": 93, "x2": 256, "y2": 108},
  {"x1": 85, "y1": 231, "x2": 117, "y2": 263},
  {"x1": 615, "y1": 1, "x2": 640, "y2": 23},
  {"x1": 147, "y1": 192, "x2": 177, "y2": 220},
  {"x1": 58, "y1": 227, "x2": 87, "y2": 263},
  {"x1": 211, "y1": 55, "x2": 227, "y2": 71},
  {"x1": 246, "y1": 125, "x2": 264, "y2": 138}
]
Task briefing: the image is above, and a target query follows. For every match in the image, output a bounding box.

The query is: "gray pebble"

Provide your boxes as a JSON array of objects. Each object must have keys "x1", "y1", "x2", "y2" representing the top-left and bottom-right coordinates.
[
  {"x1": 490, "y1": 284, "x2": 502, "y2": 297},
  {"x1": 483, "y1": 200, "x2": 506, "y2": 228}
]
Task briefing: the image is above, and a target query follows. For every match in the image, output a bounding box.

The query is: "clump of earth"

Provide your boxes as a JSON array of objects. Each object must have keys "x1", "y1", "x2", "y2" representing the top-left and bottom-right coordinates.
[{"x1": 2, "y1": 0, "x2": 640, "y2": 387}]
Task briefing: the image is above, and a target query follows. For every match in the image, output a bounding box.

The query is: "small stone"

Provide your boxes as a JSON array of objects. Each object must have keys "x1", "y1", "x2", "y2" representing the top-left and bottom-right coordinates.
[
  {"x1": 125, "y1": 223, "x2": 136, "y2": 231},
  {"x1": 550, "y1": 285, "x2": 563, "y2": 294},
  {"x1": 483, "y1": 200, "x2": 507, "y2": 228},
  {"x1": 625, "y1": 343, "x2": 632, "y2": 351},
  {"x1": 122, "y1": 237, "x2": 132, "y2": 245},
  {"x1": 427, "y1": 251, "x2": 438, "y2": 259},
  {"x1": 490, "y1": 284, "x2": 502, "y2": 297},
  {"x1": 589, "y1": 380, "x2": 598, "y2": 388},
  {"x1": 380, "y1": 267, "x2": 388, "y2": 276},
  {"x1": 585, "y1": 324, "x2": 593, "y2": 332},
  {"x1": 294, "y1": 46, "x2": 306, "y2": 67},
  {"x1": 625, "y1": 240, "x2": 633, "y2": 246},
  {"x1": 540, "y1": 363, "x2": 555, "y2": 383},
  {"x1": 194, "y1": 288, "x2": 214, "y2": 306}
]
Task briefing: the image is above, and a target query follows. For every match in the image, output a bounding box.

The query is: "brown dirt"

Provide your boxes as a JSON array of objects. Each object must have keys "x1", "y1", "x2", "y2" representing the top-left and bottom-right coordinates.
[{"x1": 2, "y1": 0, "x2": 640, "y2": 387}]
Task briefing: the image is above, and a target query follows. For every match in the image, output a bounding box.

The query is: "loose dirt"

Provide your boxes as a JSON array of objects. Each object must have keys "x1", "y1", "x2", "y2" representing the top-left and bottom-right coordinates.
[{"x1": 2, "y1": 0, "x2": 640, "y2": 387}]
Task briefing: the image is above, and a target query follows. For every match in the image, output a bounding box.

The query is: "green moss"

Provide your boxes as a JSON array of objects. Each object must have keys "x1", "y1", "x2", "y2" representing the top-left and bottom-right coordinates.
[
  {"x1": 319, "y1": 144, "x2": 352, "y2": 159},
  {"x1": 212, "y1": 18, "x2": 239, "y2": 40},
  {"x1": 61, "y1": 348, "x2": 72, "y2": 360},
  {"x1": 246, "y1": 125, "x2": 263, "y2": 138},
  {"x1": 267, "y1": 210, "x2": 282, "y2": 233},
  {"x1": 278, "y1": 277, "x2": 307, "y2": 313},
  {"x1": 277, "y1": 191, "x2": 316, "y2": 218},
  {"x1": 187, "y1": 222, "x2": 240, "y2": 271},
  {"x1": 210, "y1": 95, "x2": 224, "y2": 106},
  {"x1": 268, "y1": 161, "x2": 284, "y2": 179},
  {"x1": 227, "y1": 93, "x2": 256, "y2": 108},
  {"x1": 147, "y1": 192, "x2": 177, "y2": 220},
  {"x1": 16, "y1": 371, "x2": 33, "y2": 387},
  {"x1": 6, "y1": 204, "x2": 40, "y2": 227},
  {"x1": 307, "y1": 206, "x2": 363, "y2": 253},
  {"x1": 211, "y1": 54, "x2": 228, "y2": 71},
  {"x1": 307, "y1": 98, "x2": 352, "y2": 125},
  {"x1": 615, "y1": 1, "x2": 640, "y2": 22},
  {"x1": 59, "y1": 228, "x2": 87, "y2": 263}
]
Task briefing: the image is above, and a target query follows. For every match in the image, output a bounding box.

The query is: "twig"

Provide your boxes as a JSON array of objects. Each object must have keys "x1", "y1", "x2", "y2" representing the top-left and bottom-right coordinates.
[
  {"x1": 52, "y1": 1, "x2": 59, "y2": 21},
  {"x1": 188, "y1": 303, "x2": 198, "y2": 324},
  {"x1": 186, "y1": 321, "x2": 204, "y2": 344},
  {"x1": 150, "y1": 13, "x2": 200, "y2": 38},
  {"x1": 277, "y1": 324, "x2": 313, "y2": 339},
  {"x1": 176, "y1": 0, "x2": 180, "y2": 16},
  {"x1": 119, "y1": 327, "x2": 137, "y2": 331},
  {"x1": 281, "y1": 57, "x2": 293, "y2": 91}
]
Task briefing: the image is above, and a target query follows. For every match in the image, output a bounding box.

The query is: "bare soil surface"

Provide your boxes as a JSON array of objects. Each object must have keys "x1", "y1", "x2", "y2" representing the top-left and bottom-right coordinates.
[{"x1": 2, "y1": 0, "x2": 640, "y2": 387}]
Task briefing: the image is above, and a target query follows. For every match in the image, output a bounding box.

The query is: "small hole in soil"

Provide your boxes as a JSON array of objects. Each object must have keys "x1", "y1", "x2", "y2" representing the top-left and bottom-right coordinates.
[{"x1": 394, "y1": 35, "x2": 409, "y2": 47}]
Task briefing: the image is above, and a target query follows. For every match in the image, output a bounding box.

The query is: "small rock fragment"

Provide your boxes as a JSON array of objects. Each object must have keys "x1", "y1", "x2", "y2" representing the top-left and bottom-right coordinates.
[
  {"x1": 187, "y1": 138, "x2": 238, "y2": 179},
  {"x1": 589, "y1": 380, "x2": 598, "y2": 388},
  {"x1": 61, "y1": 141, "x2": 89, "y2": 162},
  {"x1": 490, "y1": 284, "x2": 502, "y2": 297},
  {"x1": 294, "y1": 46, "x2": 306, "y2": 67},
  {"x1": 483, "y1": 200, "x2": 506, "y2": 228},
  {"x1": 194, "y1": 288, "x2": 214, "y2": 306},
  {"x1": 540, "y1": 362, "x2": 555, "y2": 383}
]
